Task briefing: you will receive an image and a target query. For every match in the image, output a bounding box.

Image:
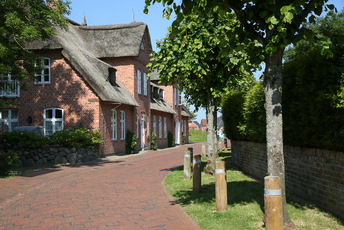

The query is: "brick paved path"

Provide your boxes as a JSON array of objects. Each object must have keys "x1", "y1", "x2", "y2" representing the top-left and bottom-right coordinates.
[{"x1": 0, "y1": 143, "x2": 202, "y2": 230}]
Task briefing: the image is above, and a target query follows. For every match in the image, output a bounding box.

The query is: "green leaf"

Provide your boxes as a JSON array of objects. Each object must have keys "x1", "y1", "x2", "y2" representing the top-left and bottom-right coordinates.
[
  {"x1": 280, "y1": 5, "x2": 292, "y2": 15},
  {"x1": 270, "y1": 16, "x2": 279, "y2": 25},
  {"x1": 285, "y1": 12, "x2": 294, "y2": 23}
]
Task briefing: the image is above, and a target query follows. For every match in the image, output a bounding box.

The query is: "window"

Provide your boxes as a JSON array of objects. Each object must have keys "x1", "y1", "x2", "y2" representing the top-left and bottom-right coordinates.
[
  {"x1": 164, "y1": 117, "x2": 167, "y2": 138},
  {"x1": 120, "y1": 111, "x2": 125, "y2": 140},
  {"x1": 153, "y1": 115, "x2": 156, "y2": 135},
  {"x1": 146, "y1": 115, "x2": 149, "y2": 138},
  {"x1": 137, "y1": 69, "x2": 141, "y2": 95},
  {"x1": 0, "y1": 109, "x2": 18, "y2": 132},
  {"x1": 35, "y1": 58, "x2": 50, "y2": 84},
  {"x1": 44, "y1": 108, "x2": 63, "y2": 135},
  {"x1": 111, "y1": 110, "x2": 117, "y2": 140},
  {"x1": 159, "y1": 116, "x2": 162, "y2": 138},
  {"x1": 179, "y1": 91, "x2": 182, "y2": 105},
  {"x1": 140, "y1": 41, "x2": 144, "y2": 50},
  {"x1": 0, "y1": 74, "x2": 20, "y2": 97},
  {"x1": 143, "y1": 73, "x2": 147, "y2": 96},
  {"x1": 174, "y1": 88, "x2": 177, "y2": 105},
  {"x1": 136, "y1": 114, "x2": 139, "y2": 139},
  {"x1": 184, "y1": 120, "x2": 187, "y2": 135}
]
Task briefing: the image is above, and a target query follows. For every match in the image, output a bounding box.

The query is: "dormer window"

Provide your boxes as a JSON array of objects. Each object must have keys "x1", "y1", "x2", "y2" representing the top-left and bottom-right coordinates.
[
  {"x1": 159, "y1": 89, "x2": 164, "y2": 99},
  {"x1": 109, "y1": 68, "x2": 117, "y2": 86}
]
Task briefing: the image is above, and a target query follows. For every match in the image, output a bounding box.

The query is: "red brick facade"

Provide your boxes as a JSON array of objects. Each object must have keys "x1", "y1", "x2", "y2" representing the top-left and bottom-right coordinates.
[{"x1": 2, "y1": 22, "x2": 191, "y2": 155}]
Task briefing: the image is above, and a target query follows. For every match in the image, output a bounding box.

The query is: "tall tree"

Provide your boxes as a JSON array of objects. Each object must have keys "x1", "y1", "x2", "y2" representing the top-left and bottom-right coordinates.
[
  {"x1": 0, "y1": 0, "x2": 70, "y2": 104},
  {"x1": 147, "y1": 12, "x2": 256, "y2": 172},
  {"x1": 145, "y1": 0, "x2": 334, "y2": 227}
]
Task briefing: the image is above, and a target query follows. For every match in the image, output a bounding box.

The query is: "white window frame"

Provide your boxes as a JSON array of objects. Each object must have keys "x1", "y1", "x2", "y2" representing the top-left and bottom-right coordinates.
[
  {"x1": 44, "y1": 108, "x2": 63, "y2": 135},
  {"x1": 164, "y1": 117, "x2": 167, "y2": 138},
  {"x1": 35, "y1": 58, "x2": 51, "y2": 84},
  {"x1": 137, "y1": 69, "x2": 141, "y2": 95},
  {"x1": 146, "y1": 115, "x2": 149, "y2": 138},
  {"x1": 0, "y1": 109, "x2": 19, "y2": 132},
  {"x1": 136, "y1": 114, "x2": 139, "y2": 139},
  {"x1": 120, "y1": 111, "x2": 125, "y2": 140},
  {"x1": 0, "y1": 74, "x2": 20, "y2": 97},
  {"x1": 184, "y1": 120, "x2": 187, "y2": 135},
  {"x1": 153, "y1": 115, "x2": 156, "y2": 135},
  {"x1": 143, "y1": 72, "x2": 147, "y2": 96},
  {"x1": 111, "y1": 110, "x2": 117, "y2": 140},
  {"x1": 159, "y1": 116, "x2": 162, "y2": 138}
]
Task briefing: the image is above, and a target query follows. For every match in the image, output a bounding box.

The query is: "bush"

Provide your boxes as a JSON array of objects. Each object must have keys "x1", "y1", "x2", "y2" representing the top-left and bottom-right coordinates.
[
  {"x1": 0, "y1": 151, "x2": 19, "y2": 176},
  {"x1": 181, "y1": 132, "x2": 186, "y2": 145},
  {"x1": 168, "y1": 131, "x2": 174, "y2": 147},
  {"x1": 1, "y1": 130, "x2": 46, "y2": 149},
  {"x1": 151, "y1": 132, "x2": 157, "y2": 150},
  {"x1": 48, "y1": 126, "x2": 103, "y2": 148},
  {"x1": 125, "y1": 129, "x2": 137, "y2": 154}
]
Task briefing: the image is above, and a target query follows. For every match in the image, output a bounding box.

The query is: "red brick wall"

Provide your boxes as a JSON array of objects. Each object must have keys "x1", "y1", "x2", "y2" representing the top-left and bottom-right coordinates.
[
  {"x1": 150, "y1": 110, "x2": 174, "y2": 148},
  {"x1": 99, "y1": 103, "x2": 136, "y2": 155},
  {"x1": 5, "y1": 49, "x2": 100, "y2": 132}
]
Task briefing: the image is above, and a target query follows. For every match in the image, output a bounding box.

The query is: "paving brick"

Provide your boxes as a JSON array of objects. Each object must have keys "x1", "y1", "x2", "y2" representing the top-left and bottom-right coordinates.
[{"x1": 0, "y1": 144, "x2": 202, "y2": 229}]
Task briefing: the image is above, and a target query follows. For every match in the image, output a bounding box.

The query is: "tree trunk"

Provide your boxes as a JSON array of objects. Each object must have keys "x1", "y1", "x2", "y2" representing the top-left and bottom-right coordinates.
[
  {"x1": 263, "y1": 49, "x2": 292, "y2": 227},
  {"x1": 206, "y1": 91, "x2": 217, "y2": 173}
]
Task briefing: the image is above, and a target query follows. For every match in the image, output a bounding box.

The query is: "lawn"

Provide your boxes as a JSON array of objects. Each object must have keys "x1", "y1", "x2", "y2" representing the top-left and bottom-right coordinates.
[
  {"x1": 164, "y1": 151, "x2": 344, "y2": 230},
  {"x1": 189, "y1": 129, "x2": 207, "y2": 143}
]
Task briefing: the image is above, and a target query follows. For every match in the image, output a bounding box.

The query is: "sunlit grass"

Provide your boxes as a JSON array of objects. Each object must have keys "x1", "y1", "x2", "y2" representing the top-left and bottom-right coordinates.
[
  {"x1": 189, "y1": 129, "x2": 207, "y2": 143},
  {"x1": 165, "y1": 151, "x2": 344, "y2": 230}
]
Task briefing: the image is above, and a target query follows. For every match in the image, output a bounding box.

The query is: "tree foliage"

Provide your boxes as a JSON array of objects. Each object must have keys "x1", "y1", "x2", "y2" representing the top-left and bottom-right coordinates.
[{"x1": 0, "y1": 0, "x2": 70, "y2": 88}]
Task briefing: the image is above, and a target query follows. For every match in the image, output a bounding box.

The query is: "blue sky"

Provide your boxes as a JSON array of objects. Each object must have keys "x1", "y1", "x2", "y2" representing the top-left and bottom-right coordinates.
[{"x1": 68, "y1": 0, "x2": 344, "y2": 122}]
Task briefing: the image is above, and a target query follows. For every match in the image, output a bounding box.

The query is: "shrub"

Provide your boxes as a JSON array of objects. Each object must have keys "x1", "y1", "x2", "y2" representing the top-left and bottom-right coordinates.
[
  {"x1": 181, "y1": 132, "x2": 186, "y2": 145},
  {"x1": 48, "y1": 126, "x2": 103, "y2": 148},
  {"x1": 168, "y1": 131, "x2": 174, "y2": 147},
  {"x1": 151, "y1": 132, "x2": 157, "y2": 150},
  {"x1": 0, "y1": 151, "x2": 19, "y2": 176},
  {"x1": 1, "y1": 130, "x2": 46, "y2": 149},
  {"x1": 125, "y1": 129, "x2": 137, "y2": 154}
]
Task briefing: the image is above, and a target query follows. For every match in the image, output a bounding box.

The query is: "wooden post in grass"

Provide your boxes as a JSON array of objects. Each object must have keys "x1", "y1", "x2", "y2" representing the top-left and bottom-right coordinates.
[
  {"x1": 264, "y1": 176, "x2": 283, "y2": 230},
  {"x1": 184, "y1": 150, "x2": 191, "y2": 180},
  {"x1": 215, "y1": 161, "x2": 227, "y2": 211},
  {"x1": 224, "y1": 139, "x2": 227, "y2": 151},
  {"x1": 193, "y1": 155, "x2": 202, "y2": 193},
  {"x1": 188, "y1": 147, "x2": 194, "y2": 172},
  {"x1": 201, "y1": 143, "x2": 206, "y2": 158}
]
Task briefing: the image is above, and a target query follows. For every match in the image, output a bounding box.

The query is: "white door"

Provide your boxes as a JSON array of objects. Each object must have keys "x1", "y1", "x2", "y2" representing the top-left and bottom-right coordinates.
[
  {"x1": 175, "y1": 119, "x2": 180, "y2": 145},
  {"x1": 141, "y1": 116, "x2": 145, "y2": 149}
]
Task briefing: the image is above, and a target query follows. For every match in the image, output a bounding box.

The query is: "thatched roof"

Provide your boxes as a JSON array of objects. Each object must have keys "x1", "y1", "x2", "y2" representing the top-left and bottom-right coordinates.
[
  {"x1": 181, "y1": 105, "x2": 194, "y2": 118},
  {"x1": 150, "y1": 97, "x2": 176, "y2": 115},
  {"x1": 78, "y1": 22, "x2": 152, "y2": 58},
  {"x1": 25, "y1": 19, "x2": 140, "y2": 106}
]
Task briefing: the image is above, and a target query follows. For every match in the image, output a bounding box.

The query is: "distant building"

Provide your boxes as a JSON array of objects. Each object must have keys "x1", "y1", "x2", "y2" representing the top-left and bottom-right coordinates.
[
  {"x1": 200, "y1": 119, "x2": 207, "y2": 131},
  {"x1": 189, "y1": 120, "x2": 200, "y2": 130}
]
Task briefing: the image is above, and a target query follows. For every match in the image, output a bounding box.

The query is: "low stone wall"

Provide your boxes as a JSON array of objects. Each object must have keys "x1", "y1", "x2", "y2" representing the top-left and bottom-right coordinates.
[
  {"x1": 231, "y1": 140, "x2": 344, "y2": 220},
  {"x1": 13, "y1": 146, "x2": 99, "y2": 167}
]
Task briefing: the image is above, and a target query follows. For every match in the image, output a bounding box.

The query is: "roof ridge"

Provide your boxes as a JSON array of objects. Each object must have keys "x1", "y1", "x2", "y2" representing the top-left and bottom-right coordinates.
[{"x1": 79, "y1": 22, "x2": 145, "y2": 30}]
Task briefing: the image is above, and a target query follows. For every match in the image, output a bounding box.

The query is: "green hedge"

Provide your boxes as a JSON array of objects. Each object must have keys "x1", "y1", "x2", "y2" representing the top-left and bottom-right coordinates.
[{"x1": 1, "y1": 126, "x2": 103, "y2": 149}]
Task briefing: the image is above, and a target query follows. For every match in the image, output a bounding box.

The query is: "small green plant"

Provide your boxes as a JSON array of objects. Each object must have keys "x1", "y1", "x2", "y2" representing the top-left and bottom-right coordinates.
[
  {"x1": 48, "y1": 126, "x2": 103, "y2": 148},
  {"x1": 151, "y1": 132, "x2": 157, "y2": 150},
  {"x1": 0, "y1": 151, "x2": 19, "y2": 176},
  {"x1": 1, "y1": 130, "x2": 46, "y2": 149},
  {"x1": 125, "y1": 129, "x2": 137, "y2": 154},
  {"x1": 168, "y1": 131, "x2": 174, "y2": 147},
  {"x1": 181, "y1": 132, "x2": 186, "y2": 145}
]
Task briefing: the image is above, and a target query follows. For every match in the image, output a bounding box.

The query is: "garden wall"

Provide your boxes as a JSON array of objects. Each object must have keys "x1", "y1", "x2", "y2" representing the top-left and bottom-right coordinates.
[
  {"x1": 14, "y1": 146, "x2": 99, "y2": 167},
  {"x1": 231, "y1": 140, "x2": 344, "y2": 220}
]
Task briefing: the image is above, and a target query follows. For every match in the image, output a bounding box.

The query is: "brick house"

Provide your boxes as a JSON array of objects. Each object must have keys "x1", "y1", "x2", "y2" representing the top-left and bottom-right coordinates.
[
  {"x1": 189, "y1": 121, "x2": 200, "y2": 130},
  {"x1": 0, "y1": 18, "x2": 192, "y2": 156},
  {"x1": 200, "y1": 119, "x2": 207, "y2": 131}
]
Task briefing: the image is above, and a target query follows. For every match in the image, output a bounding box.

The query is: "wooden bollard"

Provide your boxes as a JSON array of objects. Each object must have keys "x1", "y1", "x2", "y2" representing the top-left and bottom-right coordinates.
[
  {"x1": 183, "y1": 150, "x2": 191, "y2": 180},
  {"x1": 193, "y1": 155, "x2": 202, "y2": 193},
  {"x1": 201, "y1": 143, "x2": 206, "y2": 158},
  {"x1": 224, "y1": 139, "x2": 228, "y2": 151},
  {"x1": 188, "y1": 147, "x2": 193, "y2": 172},
  {"x1": 264, "y1": 176, "x2": 283, "y2": 230},
  {"x1": 215, "y1": 161, "x2": 227, "y2": 211}
]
